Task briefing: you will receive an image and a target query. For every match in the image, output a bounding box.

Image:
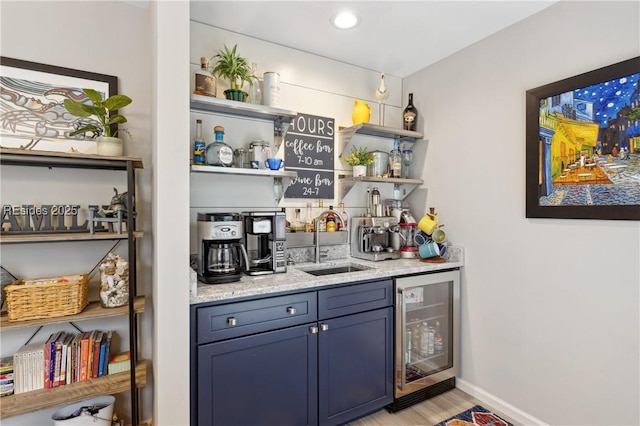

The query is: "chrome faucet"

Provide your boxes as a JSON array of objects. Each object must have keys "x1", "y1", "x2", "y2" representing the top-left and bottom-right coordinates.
[{"x1": 314, "y1": 210, "x2": 346, "y2": 263}]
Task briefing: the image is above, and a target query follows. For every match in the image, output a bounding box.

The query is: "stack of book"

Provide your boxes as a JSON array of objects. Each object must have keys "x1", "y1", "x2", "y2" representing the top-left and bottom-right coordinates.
[
  {"x1": 11, "y1": 330, "x2": 114, "y2": 394},
  {"x1": 0, "y1": 356, "x2": 14, "y2": 396}
]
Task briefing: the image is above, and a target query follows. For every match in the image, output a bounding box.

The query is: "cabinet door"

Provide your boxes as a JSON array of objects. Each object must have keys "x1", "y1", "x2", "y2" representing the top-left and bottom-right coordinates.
[
  {"x1": 318, "y1": 307, "x2": 393, "y2": 426},
  {"x1": 197, "y1": 323, "x2": 318, "y2": 426}
]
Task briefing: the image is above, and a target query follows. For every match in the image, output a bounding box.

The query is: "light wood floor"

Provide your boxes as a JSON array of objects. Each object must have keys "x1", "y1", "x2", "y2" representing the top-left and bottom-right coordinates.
[{"x1": 348, "y1": 388, "x2": 519, "y2": 426}]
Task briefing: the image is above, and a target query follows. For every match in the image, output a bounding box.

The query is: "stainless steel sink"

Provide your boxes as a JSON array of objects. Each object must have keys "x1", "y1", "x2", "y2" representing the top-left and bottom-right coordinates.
[{"x1": 299, "y1": 263, "x2": 372, "y2": 276}]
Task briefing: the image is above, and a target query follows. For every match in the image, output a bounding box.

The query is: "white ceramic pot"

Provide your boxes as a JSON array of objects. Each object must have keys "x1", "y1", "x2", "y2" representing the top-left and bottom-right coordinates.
[
  {"x1": 97, "y1": 136, "x2": 124, "y2": 156},
  {"x1": 353, "y1": 165, "x2": 367, "y2": 177}
]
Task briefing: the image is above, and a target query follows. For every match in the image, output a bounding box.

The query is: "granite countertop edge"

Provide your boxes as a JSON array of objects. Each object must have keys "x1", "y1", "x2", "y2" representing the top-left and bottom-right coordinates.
[{"x1": 191, "y1": 246, "x2": 464, "y2": 305}]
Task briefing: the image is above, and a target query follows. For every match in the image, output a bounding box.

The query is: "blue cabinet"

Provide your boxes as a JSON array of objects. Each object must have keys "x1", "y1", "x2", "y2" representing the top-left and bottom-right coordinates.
[{"x1": 191, "y1": 278, "x2": 393, "y2": 426}]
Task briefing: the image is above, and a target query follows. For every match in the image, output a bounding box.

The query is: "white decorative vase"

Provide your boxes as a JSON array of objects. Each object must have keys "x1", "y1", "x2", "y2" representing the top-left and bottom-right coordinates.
[
  {"x1": 353, "y1": 165, "x2": 367, "y2": 177},
  {"x1": 97, "y1": 136, "x2": 124, "y2": 156}
]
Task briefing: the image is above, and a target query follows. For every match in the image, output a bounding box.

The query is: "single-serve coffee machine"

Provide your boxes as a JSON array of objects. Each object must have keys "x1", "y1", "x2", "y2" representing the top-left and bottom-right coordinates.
[
  {"x1": 350, "y1": 216, "x2": 401, "y2": 262},
  {"x1": 242, "y1": 211, "x2": 287, "y2": 275},
  {"x1": 198, "y1": 212, "x2": 247, "y2": 284}
]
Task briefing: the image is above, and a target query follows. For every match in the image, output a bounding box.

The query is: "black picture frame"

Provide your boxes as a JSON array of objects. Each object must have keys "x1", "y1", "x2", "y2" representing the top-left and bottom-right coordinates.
[
  {"x1": 0, "y1": 56, "x2": 118, "y2": 152},
  {"x1": 525, "y1": 56, "x2": 640, "y2": 220}
]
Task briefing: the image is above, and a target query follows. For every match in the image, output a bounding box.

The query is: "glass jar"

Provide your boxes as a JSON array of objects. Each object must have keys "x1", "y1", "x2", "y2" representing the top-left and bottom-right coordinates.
[{"x1": 99, "y1": 253, "x2": 129, "y2": 308}]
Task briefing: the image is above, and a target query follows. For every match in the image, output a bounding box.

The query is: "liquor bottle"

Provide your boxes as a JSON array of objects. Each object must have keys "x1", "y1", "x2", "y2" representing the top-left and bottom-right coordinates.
[
  {"x1": 205, "y1": 126, "x2": 234, "y2": 167},
  {"x1": 304, "y1": 202, "x2": 315, "y2": 233},
  {"x1": 193, "y1": 119, "x2": 206, "y2": 165},
  {"x1": 338, "y1": 202, "x2": 348, "y2": 230},
  {"x1": 193, "y1": 57, "x2": 216, "y2": 97},
  {"x1": 389, "y1": 138, "x2": 402, "y2": 178},
  {"x1": 403, "y1": 93, "x2": 417, "y2": 131},
  {"x1": 249, "y1": 62, "x2": 262, "y2": 105},
  {"x1": 434, "y1": 321, "x2": 443, "y2": 353},
  {"x1": 419, "y1": 321, "x2": 429, "y2": 357},
  {"x1": 326, "y1": 206, "x2": 336, "y2": 232}
]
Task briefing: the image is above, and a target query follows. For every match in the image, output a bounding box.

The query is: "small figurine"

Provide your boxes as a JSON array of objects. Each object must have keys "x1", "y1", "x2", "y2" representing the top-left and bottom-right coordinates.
[{"x1": 375, "y1": 73, "x2": 389, "y2": 126}]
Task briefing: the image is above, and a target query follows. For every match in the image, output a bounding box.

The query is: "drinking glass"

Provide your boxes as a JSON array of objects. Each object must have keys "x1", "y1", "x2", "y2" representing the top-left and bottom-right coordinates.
[{"x1": 402, "y1": 149, "x2": 413, "y2": 178}]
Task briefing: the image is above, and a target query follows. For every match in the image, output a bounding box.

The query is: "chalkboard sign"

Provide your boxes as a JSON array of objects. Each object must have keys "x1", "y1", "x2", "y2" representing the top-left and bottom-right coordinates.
[{"x1": 284, "y1": 113, "x2": 335, "y2": 199}]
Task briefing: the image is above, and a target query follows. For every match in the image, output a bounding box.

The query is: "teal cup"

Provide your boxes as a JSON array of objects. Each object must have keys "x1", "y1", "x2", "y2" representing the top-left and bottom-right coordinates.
[{"x1": 418, "y1": 241, "x2": 440, "y2": 259}]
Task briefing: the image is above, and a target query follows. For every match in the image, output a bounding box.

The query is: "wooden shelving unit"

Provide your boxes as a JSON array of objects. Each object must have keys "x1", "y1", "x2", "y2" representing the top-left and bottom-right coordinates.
[
  {"x1": 0, "y1": 231, "x2": 144, "y2": 244},
  {"x1": 0, "y1": 149, "x2": 147, "y2": 424},
  {"x1": 0, "y1": 361, "x2": 148, "y2": 419},
  {"x1": 1, "y1": 296, "x2": 145, "y2": 331}
]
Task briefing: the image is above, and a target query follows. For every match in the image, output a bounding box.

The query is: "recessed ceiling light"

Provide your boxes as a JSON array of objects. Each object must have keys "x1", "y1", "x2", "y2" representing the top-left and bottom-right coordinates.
[{"x1": 331, "y1": 11, "x2": 359, "y2": 30}]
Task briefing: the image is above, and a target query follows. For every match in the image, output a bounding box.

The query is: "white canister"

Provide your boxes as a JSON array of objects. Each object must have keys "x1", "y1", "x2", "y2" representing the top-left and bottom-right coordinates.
[{"x1": 263, "y1": 72, "x2": 281, "y2": 107}]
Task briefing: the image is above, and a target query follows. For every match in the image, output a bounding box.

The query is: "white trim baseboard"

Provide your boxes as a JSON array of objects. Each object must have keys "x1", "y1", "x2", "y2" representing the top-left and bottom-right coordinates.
[{"x1": 456, "y1": 378, "x2": 548, "y2": 426}]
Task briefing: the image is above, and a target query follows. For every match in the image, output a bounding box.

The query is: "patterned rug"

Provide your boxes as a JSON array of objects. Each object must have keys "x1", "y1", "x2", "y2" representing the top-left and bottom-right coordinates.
[{"x1": 435, "y1": 405, "x2": 513, "y2": 426}]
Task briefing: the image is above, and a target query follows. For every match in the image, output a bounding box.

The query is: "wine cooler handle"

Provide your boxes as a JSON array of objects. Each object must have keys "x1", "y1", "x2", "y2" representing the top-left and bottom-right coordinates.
[{"x1": 396, "y1": 287, "x2": 407, "y2": 392}]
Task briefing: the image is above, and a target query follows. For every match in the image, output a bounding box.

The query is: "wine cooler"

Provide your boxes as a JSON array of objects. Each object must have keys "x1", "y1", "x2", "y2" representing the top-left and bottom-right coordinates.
[{"x1": 388, "y1": 269, "x2": 460, "y2": 412}]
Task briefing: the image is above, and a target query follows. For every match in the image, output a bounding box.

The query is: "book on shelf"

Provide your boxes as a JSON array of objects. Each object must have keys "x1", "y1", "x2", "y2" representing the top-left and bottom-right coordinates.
[
  {"x1": 0, "y1": 356, "x2": 14, "y2": 397},
  {"x1": 44, "y1": 331, "x2": 61, "y2": 389},
  {"x1": 79, "y1": 331, "x2": 91, "y2": 381},
  {"x1": 52, "y1": 331, "x2": 67, "y2": 387},
  {"x1": 13, "y1": 342, "x2": 44, "y2": 394},
  {"x1": 91, "y1": 331, "x2": 104, "y2": 378},
  {"x1": 98, "y1": 330, "x2": 112, "y2": 377}
]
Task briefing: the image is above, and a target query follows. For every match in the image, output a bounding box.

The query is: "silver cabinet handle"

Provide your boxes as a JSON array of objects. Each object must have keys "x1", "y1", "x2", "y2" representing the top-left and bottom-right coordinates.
[
  {"x1": 227, "y1": 317, "x2": 237, "y2": 326},
  {"x1": 310, "y1": 326, "x2": 319, "y2": 334},
  {"x1": 320, "y1": 323, "x2": 329, "y2": 331},
  {"x1": 287, "y1": 307, "x2": 297, "y2": 315}
]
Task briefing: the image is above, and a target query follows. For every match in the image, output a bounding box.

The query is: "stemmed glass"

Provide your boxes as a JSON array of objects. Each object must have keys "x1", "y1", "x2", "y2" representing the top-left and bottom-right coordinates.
[{"x1": 402, "y1": 149, "x2": 413, "y2": 178}]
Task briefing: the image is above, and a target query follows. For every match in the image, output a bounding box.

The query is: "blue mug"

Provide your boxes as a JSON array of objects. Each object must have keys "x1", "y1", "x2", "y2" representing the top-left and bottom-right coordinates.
[
  {"x1": 437, "y1": 243, "x2": 447, "y2": 257},
  {"x1": 418, "y1": 241, "x2": 440, "y2": 259},
  {"x1": 414, "y1": 231, "x2": 429, "y2": 246},
  {"x1": 265, "y1": 158, "x2": 284, "y2": 170}
]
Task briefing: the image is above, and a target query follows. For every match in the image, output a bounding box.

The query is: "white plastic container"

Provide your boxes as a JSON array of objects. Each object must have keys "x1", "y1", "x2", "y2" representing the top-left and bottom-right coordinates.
[
  {"x1": 263, "y1": 72, "x2": 281, "y2": 107},
  {"x1": 52, "y1": 395, "x2": 115, "y2": 426}
]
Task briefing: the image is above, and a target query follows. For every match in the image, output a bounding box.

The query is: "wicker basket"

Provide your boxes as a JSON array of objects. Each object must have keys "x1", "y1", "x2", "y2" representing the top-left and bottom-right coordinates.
[{"x1": 4, "y1": 274, "x2": 88, "y2": 322}]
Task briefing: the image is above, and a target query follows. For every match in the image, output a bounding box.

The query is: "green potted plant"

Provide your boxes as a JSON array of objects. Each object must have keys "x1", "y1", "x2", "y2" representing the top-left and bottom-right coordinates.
[
  {"x1": 63, "y1": 88, "x2": 132, "y2": 157},
  {"x1": 210, "y1": 44, "x2": 255, "y2": 102},
  {"x1": 341, "y1": 146, "x2": 374, "y2": 177}
]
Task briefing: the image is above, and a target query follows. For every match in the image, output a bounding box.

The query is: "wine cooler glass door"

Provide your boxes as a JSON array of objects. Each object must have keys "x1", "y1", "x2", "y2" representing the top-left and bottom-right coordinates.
[{"x1": 395, "y1": 270, "x2": 460, "y2": 397}]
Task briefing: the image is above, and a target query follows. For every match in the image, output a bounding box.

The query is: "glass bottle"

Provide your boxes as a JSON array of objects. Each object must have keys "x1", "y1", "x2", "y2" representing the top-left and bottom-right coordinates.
[
  {"x1": 292, "y1": 208, "x2": 305, "y2": 232},
  {"x1": 193, "y1": 57, "x2": 216, "y2": 97},
  {"x1": 304, "y1": 202, "x2": 315, "y2": 233},
  {"x1": 193, "y1": 119, "x2": 206, "y2": 165},
  {"x1": 419, "y1": 321, "x2": 429, "y2": 357},
  {"x1": 338, "y1": 202, "x2": 348, "y2": 231},
  {"x1": 249, "y1": 62, "x2": 262, "y2": 105},
  {"x1": 403, "y1": 93, "x2": 418, "y2": 131},
  {"x1": 326, "y1": 206, "x2": 336, "y2": 232},
  {"x1": 389, "y1": 138, "x2": 402, "y2": 178},
  {"x1": 205, "y1": 125, "x2": 234, "y2": 167},
  {"x1": 406, "y1": 330, "x2": 412, "y2": 364},
  {"x1": 401, "y1": 149, "x2": 413, "y2": 178},
  {"x1": 317, "y1": 199, "x2": 326, "y2": 232},
  {"x1": 434, "y1": 321, "x2": 443, "y2": 353},
  {"x1": 428, "y1": 325, "x2": 435, "y2": 355}
]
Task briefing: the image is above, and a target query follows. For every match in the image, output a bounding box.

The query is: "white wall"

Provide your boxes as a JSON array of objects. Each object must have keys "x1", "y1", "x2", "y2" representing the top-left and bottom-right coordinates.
[{"x1": 403, "y1": 2, "x2": 640, "y2": 424}]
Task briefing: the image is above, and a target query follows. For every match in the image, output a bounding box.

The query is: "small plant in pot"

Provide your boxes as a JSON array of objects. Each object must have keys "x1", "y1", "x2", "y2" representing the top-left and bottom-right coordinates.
[
  {"x1": 63, "y1": 88, "x2": 132, "y2": 156},
  {"x1": 341, "y1": 146, "x2": 374, "y2": 177},
  {"x1": 210, "y1": 44, "x2": 255, "y2": 102}
]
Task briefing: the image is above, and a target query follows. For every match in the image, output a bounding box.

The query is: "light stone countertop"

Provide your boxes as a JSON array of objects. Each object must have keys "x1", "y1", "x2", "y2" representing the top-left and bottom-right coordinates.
[{"x1": 191, "y1": 246, "x2": 464, "y2": 305}]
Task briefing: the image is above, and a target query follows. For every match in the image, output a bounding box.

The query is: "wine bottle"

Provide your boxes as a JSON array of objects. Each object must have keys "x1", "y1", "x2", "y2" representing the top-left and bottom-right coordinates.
[{"x1": 403, "y1": 93, "x2": 418, "y2": 131}]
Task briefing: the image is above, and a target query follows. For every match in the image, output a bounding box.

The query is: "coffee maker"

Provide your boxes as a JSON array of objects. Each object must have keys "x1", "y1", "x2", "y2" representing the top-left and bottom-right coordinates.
[
  {"x1": 242, "y1": 211, "x2": 287, "y2": 275},
  {"x1": 197, "y1": 212, "x2": 247, "y2": 284},
  {"x1": 350, "y1": 216, "x2": 401, "y2": 262}
]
